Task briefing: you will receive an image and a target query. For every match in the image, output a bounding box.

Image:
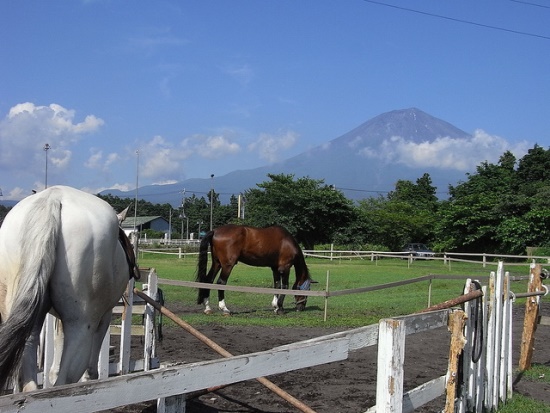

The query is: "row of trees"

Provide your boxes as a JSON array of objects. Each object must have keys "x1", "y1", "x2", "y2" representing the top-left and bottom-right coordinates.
[
  {"x1": 2, "y1": 145, "x2": 547, "y2": 255},
  {"x1": 102, "y1": 144, "x2": 550, "y2": 255}
]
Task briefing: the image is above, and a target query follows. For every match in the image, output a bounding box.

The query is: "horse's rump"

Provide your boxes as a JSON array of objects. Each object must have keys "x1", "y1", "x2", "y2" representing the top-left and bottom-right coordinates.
[{"x1": 0, "y1": 186, "x2": 131, "y2": 391}]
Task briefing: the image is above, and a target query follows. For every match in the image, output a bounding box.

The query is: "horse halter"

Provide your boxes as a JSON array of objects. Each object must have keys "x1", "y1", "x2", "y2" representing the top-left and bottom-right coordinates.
[{"x1": 294, "y1": 279, "x2": 311, "y2": 306}]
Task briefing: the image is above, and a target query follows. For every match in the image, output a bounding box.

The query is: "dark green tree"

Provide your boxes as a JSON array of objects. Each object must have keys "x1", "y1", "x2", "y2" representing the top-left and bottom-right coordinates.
[
  {"x1": 243, "y1": 174, "x2": 355, "y2": 249},
  {"x1": 0, "y1": 205, "x2": 11, "y2": 228},
  {"x1": 436, "y1": 147, "x2": 550, "y2": 254},
  {"x1": 356, "y1": 173, "x2": 438, "y2": 251}
]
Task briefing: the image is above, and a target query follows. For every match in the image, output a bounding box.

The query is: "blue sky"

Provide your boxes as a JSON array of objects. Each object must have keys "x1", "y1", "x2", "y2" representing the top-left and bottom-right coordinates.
[{"x1": 1, "y1": 0, "x2": 548, "y2": 201}]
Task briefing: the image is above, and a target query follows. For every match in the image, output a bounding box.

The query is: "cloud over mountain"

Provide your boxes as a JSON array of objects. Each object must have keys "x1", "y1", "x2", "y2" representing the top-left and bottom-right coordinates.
[{"x1": 103, "y1": 108, "x2": 533, "y2": 204}]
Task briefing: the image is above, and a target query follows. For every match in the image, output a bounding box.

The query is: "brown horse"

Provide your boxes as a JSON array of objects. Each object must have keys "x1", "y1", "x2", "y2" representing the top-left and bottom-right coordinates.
[{"x1": 196, "y1": 224, "x2": 313, "y2": 315}]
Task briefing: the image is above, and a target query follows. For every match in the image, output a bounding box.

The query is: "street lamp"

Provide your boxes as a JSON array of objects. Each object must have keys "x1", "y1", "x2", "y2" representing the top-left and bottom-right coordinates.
[
  {"x1": 210, "y1": 174, "x2": 214, "y2": 230},
  {"x1": 44, "y1": 143, "x2": 51, "y2": 189}
]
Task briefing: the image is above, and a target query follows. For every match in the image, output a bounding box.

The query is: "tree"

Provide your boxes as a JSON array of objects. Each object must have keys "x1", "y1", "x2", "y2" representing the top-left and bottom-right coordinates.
[
  {"x1": 0, "y1": 205, "x2": 11, "y2": 228},
  {"x1": 436, "y1": 147, "x2": 550, "y2": 254},
  {"x1": 436, "y1": 154, "x2": 516, "y2": 253},
  {"x1": 355, "y1": 174, "x2": 439, "y2": 251},
  {"x1": 243, "y1": 174, "x2": 355, "y2": 249}
]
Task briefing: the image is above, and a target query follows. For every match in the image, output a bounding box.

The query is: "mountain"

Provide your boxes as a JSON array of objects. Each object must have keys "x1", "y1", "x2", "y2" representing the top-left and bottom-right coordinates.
[{"x1": 101, "y1": 108, "x2": 472, "y2": 205}]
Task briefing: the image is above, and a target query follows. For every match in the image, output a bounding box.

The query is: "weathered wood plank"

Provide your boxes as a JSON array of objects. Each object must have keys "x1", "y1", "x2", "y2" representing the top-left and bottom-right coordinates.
[
  {"x1": 519, "y1": 264, "x2": 543, "y2": 371},
  {"x1": 375, "y1": 318, "x2": 405, "y2": 413},
  {"x1": 402, "y1": 375, "x2": 446, "y2": 413},
  {"x1": 443, "y1": 310, "x2": 466, "y2": 413},
  {"x1": 275, "y1": 309, "x2": 450, "y2": 353},
  {"x1": 364, "y1": 375, "x2": 446, "y2": 413},
  {"x1": 109, "y1": 325, "x2": 145, "y2": 336},
  {"x1": 0, "y1": 337, "x2": 349, "y2": 413}
]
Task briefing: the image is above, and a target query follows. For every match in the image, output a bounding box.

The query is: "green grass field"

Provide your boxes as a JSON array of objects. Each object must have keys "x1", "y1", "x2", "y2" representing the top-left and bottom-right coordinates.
[{"x1": 136, "y1": 252, "x2": 532, "y2": 328}]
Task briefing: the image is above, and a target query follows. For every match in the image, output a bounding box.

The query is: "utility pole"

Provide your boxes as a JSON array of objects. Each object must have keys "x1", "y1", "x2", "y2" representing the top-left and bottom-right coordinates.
[
  {"x1": 44, "y1": 143, "x2": 51, "y2": 189},
  {"x1": 210, "y1": 174, "x2": 214, "y2": 230}
]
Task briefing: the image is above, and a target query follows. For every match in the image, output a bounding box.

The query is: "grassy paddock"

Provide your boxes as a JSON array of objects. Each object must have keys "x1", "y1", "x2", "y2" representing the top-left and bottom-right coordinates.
[{"x1": 136, "y1": 252, "x2": 533, "y2": 328}]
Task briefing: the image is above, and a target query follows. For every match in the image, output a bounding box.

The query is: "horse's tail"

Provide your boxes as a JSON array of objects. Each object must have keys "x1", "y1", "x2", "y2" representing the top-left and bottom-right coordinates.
[
  {"x1": 196, "y1": 230, "x2": 214, "y2": 304},
  {"x1": 0, "y1": 195, "x2": 61, "y2": 391},
  {"x1": 294, "y1": 247, "x2": 312, "y2": 284}
]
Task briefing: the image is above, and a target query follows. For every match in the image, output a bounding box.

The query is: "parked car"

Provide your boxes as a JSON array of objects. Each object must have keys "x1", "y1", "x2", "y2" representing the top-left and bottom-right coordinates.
[{"x1": 402, "y1": 243, "x2": 435, "y2": 258}]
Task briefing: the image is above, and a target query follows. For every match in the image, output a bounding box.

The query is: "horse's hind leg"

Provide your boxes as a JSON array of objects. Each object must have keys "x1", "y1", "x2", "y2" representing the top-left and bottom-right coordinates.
[
  {"x1": 216, "y1": 265, "x2": 234, "y2": 315},
  {"x1": 83, "y1": 311, "x2": 111, "y2": 381},
  {"x1": 18, "y1": 304, "x2": 50, "y2": 392},
  {"x1": 271, "y1": 269, "x2": 290, "y2": 315},
  {"x1": 54, "y1": 322, "x2": 94, "y2": 385},
  {"x1": 18, "y1": 322, "x2": 44, "y2": 392},
  {"x1": 200, "y1": 261, "x2": 222, "y2": 314}
]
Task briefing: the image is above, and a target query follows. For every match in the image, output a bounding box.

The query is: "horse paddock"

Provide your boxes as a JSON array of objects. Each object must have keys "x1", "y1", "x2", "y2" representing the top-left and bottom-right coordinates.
[{"x1": 101, "y1": 299, "x2": 550, "y2": 413}]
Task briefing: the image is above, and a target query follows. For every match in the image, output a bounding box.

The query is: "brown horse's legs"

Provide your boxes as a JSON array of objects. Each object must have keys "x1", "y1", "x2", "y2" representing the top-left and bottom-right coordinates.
[
  {"x1": 199, "y1": 262, "x2": 221, "y2": 314},
  {"x1": 271, "y1": 269, "x2": 290, "y2": 315},
  {"x1": 216, "y1": 266, "x2": 233, "y2": 315}
]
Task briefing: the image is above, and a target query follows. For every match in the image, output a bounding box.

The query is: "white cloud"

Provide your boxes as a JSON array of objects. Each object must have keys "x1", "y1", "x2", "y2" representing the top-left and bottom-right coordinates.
[
  {"x1": 0, "y1": 102, "x2": 104, "y2": 174},
  {"x1": 140, "y1": 135, "x2": 185, "y2": 180},
  {"x1": 223, "y1": 63, "x2": 254, "y2": 85},
  {"x1": 359, "y1": 130, "x2": 530, "y2": 171},
  {"x1": 248, "y1": 130, "x2": 298, "y2": 163},
  {"x1": 85, "y1": 149, "x2": 120, "y2": 170},
  {"x1": 131, "y1": 133, "x2": 242, "y2": 183},
  {"x1": 193, "y1": 135, "x2": 241, "y2": 159}
]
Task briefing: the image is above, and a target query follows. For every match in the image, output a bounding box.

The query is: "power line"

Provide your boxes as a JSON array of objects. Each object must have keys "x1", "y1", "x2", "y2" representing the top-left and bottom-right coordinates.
[
  {"x1": 510, "y1": 0, "x2": 550, "y2": 9},
  {"x1": 363, "y1": 0, "x2": 550, "y2": 41}
]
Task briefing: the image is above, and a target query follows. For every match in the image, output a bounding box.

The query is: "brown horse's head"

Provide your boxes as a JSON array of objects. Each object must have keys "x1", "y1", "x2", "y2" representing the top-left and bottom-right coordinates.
[{"x1": 294, "y1": 278, "x2": 312, "y2": 311}]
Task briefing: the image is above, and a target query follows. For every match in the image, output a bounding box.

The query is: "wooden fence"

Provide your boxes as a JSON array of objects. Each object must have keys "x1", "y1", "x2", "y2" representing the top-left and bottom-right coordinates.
[{"x1": 0, "y1": 263, "x2": 543, "y2": 412}]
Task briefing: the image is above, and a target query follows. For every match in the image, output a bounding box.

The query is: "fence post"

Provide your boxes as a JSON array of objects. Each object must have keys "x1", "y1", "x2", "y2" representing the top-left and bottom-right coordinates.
[
  {"x1": 323, "y1": 270, "x2": 330, "y2": 322},
  {"x1": 119, "y1": 278, "x2": 134, "y2": 375},
  {"x1": 444, "y1": 310, "x2": 467, "y2": 413},
  {"x1": 427, "y1": 277, "x2": 433, "y2": 308},
  {"x1": 42, "y1": 313, "x2": 56, "y2": 388},
  {"x1": 144, "y1": 269, "x2": 158, "y2": 371},
  {"x1": 519, "y1": 264, "x2": 543, "y2": 371},
  {"x1": 375, "y1": 318, "x2": 405, "y2": 412},
  {"x1": 501, "y1": 271, "x2": 512, "y2": 402}
]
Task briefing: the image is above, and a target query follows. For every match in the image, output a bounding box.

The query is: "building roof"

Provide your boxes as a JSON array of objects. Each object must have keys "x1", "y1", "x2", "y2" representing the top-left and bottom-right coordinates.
[{"x1": 121, "y1": 216, "x2": 166, "y2": 228}]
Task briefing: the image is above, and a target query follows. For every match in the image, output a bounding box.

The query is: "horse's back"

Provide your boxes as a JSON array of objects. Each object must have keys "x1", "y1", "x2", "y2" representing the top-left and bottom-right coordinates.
[{"x1": 212, "y1": 224, "x2": 299, "y2": 267}]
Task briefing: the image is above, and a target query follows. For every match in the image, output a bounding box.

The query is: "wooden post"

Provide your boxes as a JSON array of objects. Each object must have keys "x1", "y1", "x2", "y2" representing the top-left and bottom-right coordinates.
[
  {"x1": 427, "y1": 278, "x2": 432, "y2": 308},
  {"x1": 456, "y1": 280, "x2": 472, "y2": 413},
  {"x1": 491, "y1": 262, "x2": 504, "y2": 408},
  {"x1": 323, "y1": 270, "x2": 329, "y2": 322},
  {"x1": 444, "y1": 310, "x2": 467, "y2": 413},
  {"x1": 519, "y1": 264, "x2": 543, "y2": 371},
  {"x1": 375, "y1": 318, "x2": 405, "y2": 412},
  {"x1": 42, "y1": 314, "x2": 56, "y2": 388},
  {"x1": 143, "y1": 269, "x2": 158, "y2": 371},
  {"x1": 119, "y1": 278, "x2": 134, "y2": 375}
]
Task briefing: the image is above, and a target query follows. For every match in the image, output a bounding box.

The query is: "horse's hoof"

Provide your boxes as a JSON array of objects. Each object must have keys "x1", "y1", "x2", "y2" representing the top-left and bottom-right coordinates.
[
  {"x1": 222, "y1": 312, "x2": 231, "y2": 317},
  {"x1": 204, "y1": 309, "x2": 213, "y2": 315},
  {"x1": 275, "y1": 308, "x2": 285, "y2": 315}
]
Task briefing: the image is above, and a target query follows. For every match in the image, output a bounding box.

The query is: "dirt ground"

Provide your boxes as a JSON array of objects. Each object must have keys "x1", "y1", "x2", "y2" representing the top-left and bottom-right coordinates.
[{"x1": 108, "y1": 302, "x2": 550, "y2": 413}]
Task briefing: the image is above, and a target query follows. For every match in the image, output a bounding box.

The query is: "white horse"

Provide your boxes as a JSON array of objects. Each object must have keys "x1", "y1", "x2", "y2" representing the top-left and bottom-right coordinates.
[{"x1": 0, "y1": 185, "x2": 138, "y2": 392}]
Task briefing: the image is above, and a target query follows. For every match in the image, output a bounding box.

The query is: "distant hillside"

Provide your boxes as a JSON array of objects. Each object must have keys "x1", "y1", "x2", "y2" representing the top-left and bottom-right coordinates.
[{"x1": 101, "y1": 108, "x2": 471, "y2": 205}]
